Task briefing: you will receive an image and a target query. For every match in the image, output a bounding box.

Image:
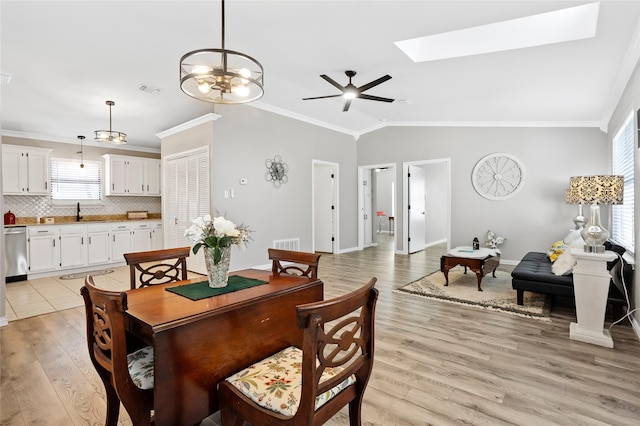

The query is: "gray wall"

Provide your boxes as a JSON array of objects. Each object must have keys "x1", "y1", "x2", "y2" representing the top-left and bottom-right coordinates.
[
  {"x1": 357, "y1": 126, "x2": 609, "y2": 263},
  {"x1": 194, "y1": 105, "x2": 357, "y2": 270}
]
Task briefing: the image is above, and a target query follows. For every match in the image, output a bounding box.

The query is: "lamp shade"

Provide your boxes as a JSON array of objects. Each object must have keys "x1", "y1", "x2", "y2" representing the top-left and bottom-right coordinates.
[{"x1": 569, "y1": 175, "x2": 624, "y2": 205}]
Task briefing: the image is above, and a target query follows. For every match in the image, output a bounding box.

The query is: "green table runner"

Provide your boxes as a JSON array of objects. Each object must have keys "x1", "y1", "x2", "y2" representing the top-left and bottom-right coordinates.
[{"x1": 166, "y1": 275, "x2": 267, "y2": 301}]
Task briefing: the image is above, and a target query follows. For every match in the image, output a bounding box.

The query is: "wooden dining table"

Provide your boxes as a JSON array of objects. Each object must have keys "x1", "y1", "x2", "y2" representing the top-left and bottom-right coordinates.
[{"x1": 124, "y1": 268, "x2": 324, "y2": 426}]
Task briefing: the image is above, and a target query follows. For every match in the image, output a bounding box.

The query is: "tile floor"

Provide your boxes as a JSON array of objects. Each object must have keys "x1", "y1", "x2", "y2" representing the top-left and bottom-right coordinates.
[{"x1": 4, "y1": 266, "x2": 205, "y2": 321}]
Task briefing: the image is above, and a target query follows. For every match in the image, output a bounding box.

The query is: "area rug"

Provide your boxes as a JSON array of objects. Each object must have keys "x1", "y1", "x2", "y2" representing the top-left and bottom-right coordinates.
[
  {"x1": 59, "y1": 269, "x2": 113, "y2": 280},
  {"x1": 395, "y1": 267, "x2": 552, "y2": 321}
]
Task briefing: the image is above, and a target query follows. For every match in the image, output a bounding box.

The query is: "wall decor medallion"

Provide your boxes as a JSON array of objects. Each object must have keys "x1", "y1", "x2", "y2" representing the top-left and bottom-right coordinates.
[
  {"x1": 472, "y1": 153, "x2": 524, "y2": 200},
  {"x1": 265, "y1": 155, "x2": 289, "y2": 188}
]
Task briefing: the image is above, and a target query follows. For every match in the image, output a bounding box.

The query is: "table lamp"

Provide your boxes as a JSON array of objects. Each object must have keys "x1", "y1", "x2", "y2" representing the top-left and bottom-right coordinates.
[
  {"x1": 565, "y1": 179, "x2": 586, "y2": 229},
  {"x1": 571, "y1": 175, "x2": 624, "y2": 253}
]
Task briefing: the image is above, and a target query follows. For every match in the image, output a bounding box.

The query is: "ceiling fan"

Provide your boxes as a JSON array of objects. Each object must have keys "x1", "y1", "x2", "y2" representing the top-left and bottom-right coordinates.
[{"x1": 303, "y1": 70, "x2": 394, "y2": 112}]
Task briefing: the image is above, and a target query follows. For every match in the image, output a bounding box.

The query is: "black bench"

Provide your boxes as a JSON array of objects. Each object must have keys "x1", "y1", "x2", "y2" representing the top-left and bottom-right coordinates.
[{"x1": 511, "y1": 242, "x2": 631, "y2": 318}]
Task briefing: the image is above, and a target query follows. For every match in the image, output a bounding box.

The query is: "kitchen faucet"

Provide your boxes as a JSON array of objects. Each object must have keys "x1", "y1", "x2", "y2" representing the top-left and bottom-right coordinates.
[{"x1": 76, "y1": 202, "x2": 82, "y2": 222}]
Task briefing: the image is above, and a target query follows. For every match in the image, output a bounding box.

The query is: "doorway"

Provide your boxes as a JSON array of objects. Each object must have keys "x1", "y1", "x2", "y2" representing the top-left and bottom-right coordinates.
[
  {"x1": 402, "y1": 159, "x2": 450, "y2": 255},
  {"x1": 357, "y1": 163, "x2": 396, "y2": 250},
  {"x1": 312, "y1": 160, "x2": 338, "y2": 253}
]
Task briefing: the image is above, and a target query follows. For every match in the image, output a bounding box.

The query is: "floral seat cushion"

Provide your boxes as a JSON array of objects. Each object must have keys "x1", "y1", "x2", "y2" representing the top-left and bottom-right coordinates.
[
  {"x1": 224, "y1": 346, "x2": 356, "y2": 417},
  {"x1": 127, "y1": 346, "x2": 154, "y2": 390}
]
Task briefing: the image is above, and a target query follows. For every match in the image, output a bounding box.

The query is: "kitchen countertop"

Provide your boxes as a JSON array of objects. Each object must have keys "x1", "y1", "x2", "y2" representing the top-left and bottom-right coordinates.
[{"x1": 6, "y1": 213, "x2": 161, "y2": 226}]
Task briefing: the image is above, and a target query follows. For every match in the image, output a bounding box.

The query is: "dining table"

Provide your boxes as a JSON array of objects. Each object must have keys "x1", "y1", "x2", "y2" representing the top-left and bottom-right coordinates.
[{"x1": 124, "y1": 268, "x2": 324, "y2": 426}]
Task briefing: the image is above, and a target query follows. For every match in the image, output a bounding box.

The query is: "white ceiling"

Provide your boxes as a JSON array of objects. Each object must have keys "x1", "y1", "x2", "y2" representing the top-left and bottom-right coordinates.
[{"x1": 2, "y1": 1, "x2": 639, "y2": 151}]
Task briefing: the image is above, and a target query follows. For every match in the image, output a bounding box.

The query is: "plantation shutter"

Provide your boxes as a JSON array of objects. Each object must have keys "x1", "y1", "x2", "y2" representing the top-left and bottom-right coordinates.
[{"x1": 611, "y1": 112, "x2": 635, "y2": 252}]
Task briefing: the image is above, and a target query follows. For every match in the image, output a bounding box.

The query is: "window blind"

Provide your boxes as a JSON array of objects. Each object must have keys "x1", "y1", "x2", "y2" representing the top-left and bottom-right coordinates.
[
  {"x1": 50, "y1": 158, "x2": 102, "y2": 201},
  {"x1": 611, "y1": 111, "x2": 635, "y2": 253}
]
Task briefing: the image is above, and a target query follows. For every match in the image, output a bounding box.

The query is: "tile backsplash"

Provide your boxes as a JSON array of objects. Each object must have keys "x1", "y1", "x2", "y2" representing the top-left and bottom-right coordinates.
[{"x1": 3, "y1": 195, "x2": 161, "y2": 219}]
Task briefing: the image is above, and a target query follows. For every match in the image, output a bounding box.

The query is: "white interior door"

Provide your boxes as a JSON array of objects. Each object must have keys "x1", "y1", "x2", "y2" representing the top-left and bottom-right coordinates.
[
  {"x1": 408, "y1": 165, "x2": 426, "y2": 253},
  {"x1": 363, "y1": 169, "x2": 373, "y2": 245},
  {"x1": 313, "y1": 162, "x2": 336, "y2": 253}
]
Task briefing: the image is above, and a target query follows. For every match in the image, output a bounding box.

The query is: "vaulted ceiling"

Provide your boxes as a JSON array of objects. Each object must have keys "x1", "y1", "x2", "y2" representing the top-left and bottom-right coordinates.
[{"x1": 2, "y1": 1, "x2": 639, "y2": 150}]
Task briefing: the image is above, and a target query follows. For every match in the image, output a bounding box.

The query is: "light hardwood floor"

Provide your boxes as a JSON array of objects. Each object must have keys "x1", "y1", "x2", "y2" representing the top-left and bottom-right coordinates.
[{"x1": 2, "y1": 235, "x2": 640, "y2": 425}]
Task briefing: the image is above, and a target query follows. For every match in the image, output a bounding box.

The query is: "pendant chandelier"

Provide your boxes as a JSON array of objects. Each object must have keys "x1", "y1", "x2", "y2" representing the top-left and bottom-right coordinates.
[
  {"x1": 77, "y1": 135, "x2": 85, "y2": 168},
  {"x1": 179, "y1": 0, "x2": 264, "y2": 104},
  {"x1": 94, "y1": 100, "x2": 127, "y2": 144}
]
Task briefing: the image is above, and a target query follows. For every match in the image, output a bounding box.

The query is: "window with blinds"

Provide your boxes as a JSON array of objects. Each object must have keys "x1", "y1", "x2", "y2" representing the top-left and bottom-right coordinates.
[
  {"x1": 611, "y1": 111, "x2": 635, "y2": 253},
  {"x1": 50, "y1": 158, "x2": 102, "y2": 202}
]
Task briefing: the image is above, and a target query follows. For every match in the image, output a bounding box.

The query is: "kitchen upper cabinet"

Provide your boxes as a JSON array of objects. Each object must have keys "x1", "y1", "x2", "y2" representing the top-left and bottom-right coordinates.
[
  {"x1": 59, "y1": 225, "x2": 87, "y2": 268},
  {"x1": 2, "y1": 145, "x2": 51, "y2": 195},
  {"x1": 103, "y1": 154, "x2": 160, "y2": 196},
  {"x1": 145, "y1": 159, "x2": 162, "y2": 195},
  {"x1": 87, "y1": 225, "x2": 110, "y2": 265},
  {"x1": 28, "y1": 226, "x2": 59, "y2": 272}
]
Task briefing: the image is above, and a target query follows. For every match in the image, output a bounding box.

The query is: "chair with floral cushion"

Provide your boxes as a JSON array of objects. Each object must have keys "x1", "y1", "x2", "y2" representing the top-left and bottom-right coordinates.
[
  {"x1": 124, "y1": 246, "x2": 190, "y2": 290},
  {"x1": 268, "y1": 248, "x2": 321, "y2": 279},
  {"x1": 81, "y1": 276, "x2": 155, "y2": 426},
  {"x1": 219, "y1": 277, "x2": 378, "y2": 426}
]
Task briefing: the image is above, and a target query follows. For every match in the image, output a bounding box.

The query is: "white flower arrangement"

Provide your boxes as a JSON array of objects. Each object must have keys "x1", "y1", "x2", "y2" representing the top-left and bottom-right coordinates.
[
  {"x1": 184, "y1": 214, "x2": 251, "y2": 264},
  {"x1": 486, "y1": 230, "x2": 506, "y2": 249}
]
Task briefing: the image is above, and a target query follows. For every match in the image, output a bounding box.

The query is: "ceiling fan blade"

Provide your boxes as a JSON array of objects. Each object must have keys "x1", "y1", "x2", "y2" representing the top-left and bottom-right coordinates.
[
  {"x1": 302, "y1": 94, "x2": 343, "y2": 100},
  {"x1": 357, "y1": 75, "x2": 392, "y2": 93},
  {"x1": 358, "y1": 94, "x2": 395, "y2": 103},
  {"x1": 343, "y1": 99, "x2": 352, "y2": 112},
  {"x1": 320, "y1": 74, "x2": 346, "y2": 92}
]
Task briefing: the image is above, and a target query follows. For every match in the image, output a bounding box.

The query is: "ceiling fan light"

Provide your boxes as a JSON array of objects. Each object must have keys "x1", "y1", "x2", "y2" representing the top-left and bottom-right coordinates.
[{"x1": 343, "y1": 90, "x2": 357, "y2": 100}]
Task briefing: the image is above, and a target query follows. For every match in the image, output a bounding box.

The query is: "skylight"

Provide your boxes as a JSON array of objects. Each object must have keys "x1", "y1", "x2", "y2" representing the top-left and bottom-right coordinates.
[{"x1": 395, "y1": 2, "x2": 600, "y2": 62}]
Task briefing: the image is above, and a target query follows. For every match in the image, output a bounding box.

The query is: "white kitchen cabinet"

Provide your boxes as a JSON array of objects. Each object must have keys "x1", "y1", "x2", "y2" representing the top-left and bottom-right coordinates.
[
  {"x1": 145, "y1": 159, "x2": 162, "y2": 195},
  {"x1": 152, "y1": 222, "x2": 164, "y2": 250},
  {"x1": 28, "y1": 226, "x2": 59, "y2": 272},
  {"x1": 2, "y1": 145, "x2": 51, "y2": 195},
  {"x1": 103, "y1": 154, "x2": 159, "y2": 196},
  {"x1": 87, "y1": 224, "x2": 111, "y2": 265},
  {"x1": 59, "y1": 225, "x2": 87, "y2": 268},
  {"x1": 132, "y1": 222, "x2": 153, "y2": 253},
  {"x1": 111, "y1": 223, "x2": 132, "y2": 263}
]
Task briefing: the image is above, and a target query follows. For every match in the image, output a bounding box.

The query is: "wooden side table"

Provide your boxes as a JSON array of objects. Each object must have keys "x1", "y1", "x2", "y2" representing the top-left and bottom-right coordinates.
[{"x1": 440, "y1": 247, "x2": 500, "y2": 291}]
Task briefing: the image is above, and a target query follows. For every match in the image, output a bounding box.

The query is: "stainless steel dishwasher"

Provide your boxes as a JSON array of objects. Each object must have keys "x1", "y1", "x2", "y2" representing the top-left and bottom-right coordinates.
[{"x1": 4, "y1": 226, "x2": 28, "y2": 282}]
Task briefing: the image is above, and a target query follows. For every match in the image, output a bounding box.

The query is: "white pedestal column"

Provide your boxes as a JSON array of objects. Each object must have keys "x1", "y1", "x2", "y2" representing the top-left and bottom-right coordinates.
[{"x1": 570, "y1": 249, "x2": 616, "y2": 348}]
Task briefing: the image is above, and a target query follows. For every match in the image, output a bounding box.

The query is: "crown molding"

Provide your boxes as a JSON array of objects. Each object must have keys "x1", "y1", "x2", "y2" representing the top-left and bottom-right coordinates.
[
  {"x1": 0, "y1": 130, "x2": 160, "y2": 153},
  {"x1": 249, "y1": 101, "x2": 360, "y2": 140},
  {"x1": 599, "y1": 14, "x2": 640, "y2": 133},
  {"x1": 360, "y1": 120, "x2": 601, "y2": 135},
  {"x1": 155, "y1": 112, "x2": 222, "y2": 139}
]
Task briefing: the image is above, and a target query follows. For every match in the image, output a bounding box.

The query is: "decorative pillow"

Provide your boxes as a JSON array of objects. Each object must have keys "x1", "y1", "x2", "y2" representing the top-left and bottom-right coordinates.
[
  {"x1": 551, "y1": 239, "x2": 585, "y2": 276},
  {"x1": 127, "y1": 346, "x2": 154, "y2": 389},
  {"x1": 552, "y1": 250, "x2": 575, "y2": 275},
  {"x1": 224, "y1": 346, "x2": 356, "y2": 417},
  {"x1": 547, "y1": 241, "x2": 566, "y2": 262}
]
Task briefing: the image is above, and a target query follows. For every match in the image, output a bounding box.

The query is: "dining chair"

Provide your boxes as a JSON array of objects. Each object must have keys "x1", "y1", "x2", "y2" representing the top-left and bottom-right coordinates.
[
  {"x1": 80, "y1": 276, "x2": 155, "y2": 426},
  {"x1": 219, "y1": 277, "x2": 378, "y2": 426},
  {"x1": 268, "y1": 248, "x2": 321, "y2": 279},
  {"x1": 124, "y1": 246, "x2": 190, "y2": 289}
]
